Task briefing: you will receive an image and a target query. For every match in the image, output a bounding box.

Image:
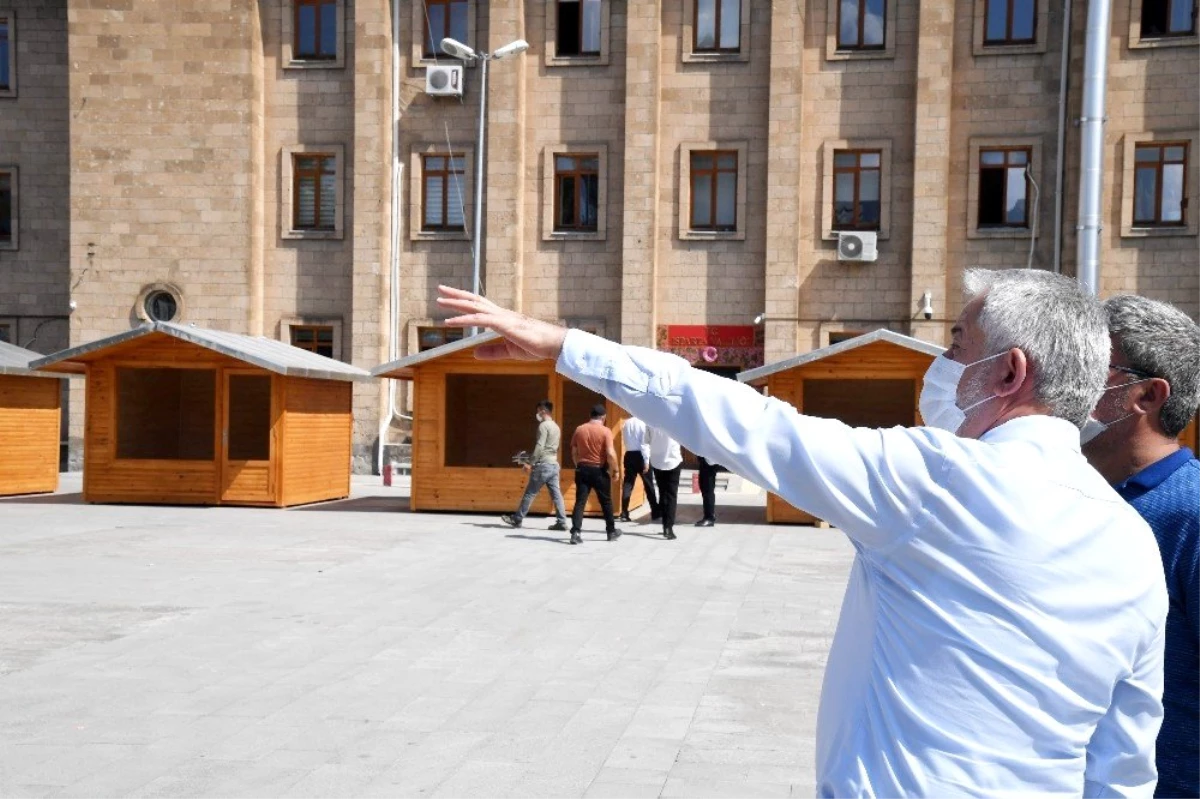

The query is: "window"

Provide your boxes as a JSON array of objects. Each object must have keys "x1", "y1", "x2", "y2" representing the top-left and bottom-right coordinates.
[
  {"x1": 294, "y1": 0, "x2": 337, "y2": 60},
  {"x1": 1133, "y1": 143, "x2": 1188, "y2": 226},
  {"x1": 554, "y1": 154, "x2": 600, "y2": 232},
  {"x1": 833, "y1": 150, "x2": 881, "y2": 231},
  {"x1": 694, "y1": 0, "x2": 741, "y2": 52},
  {"x1": 290, "y1": 325, "x2": 335, "y2": 357},
  {"x1": 226, "y1": 375, "x2": 272, "y2": 462},
  {"x1": 828, "y1": 331, "x2": 865, "y2": 345},
  {"x1": 978, "y1": 148, "x2": 1031, "y2": 228},
  {"x1": 984, "y1": 0, "x2": 1036, "y2": 43},
  {"x1": 293, "y1": 154, "x2": 337, "y2": 231},
  {"x1": 422, "y1": 154, "x2": 467, "y2": 231},
  {"x1": 424, "y1": 0, "x2": 469, "y2": 58},
  {"x1": 0, "y1": 322, "x2": 10, "y2": 343},
  {"x1": 116, "y1": 368, "x2": 216, "y2": 461},
  {"x1": 418, "y1": 326, "x2": 465, "y2": 351},
  {"x1": 0, "y1": 14, "x2": 10, "y2": 93},
  {"x1": 282, "y1": 144, "x2": 346, "y2": 240},
  {"x1": 838, "y1": 0, "x2": 886, "y2": 49},
  {"x1": 144, "y1": 290, "x2": 179, "y2": 322},
  {"x1": 557, "y1": 0, "x2": 601, "y2": 56},
  {"x1": 0, "y1": 169, "x2": 12, "y2": 246},
  {"x1": 690, "y1": 151, "x2": 738, "y2": 231},
  {"x1": 444, "y1": 374, "x2": 548, "y2": 467},
  {"x1": 1141, "y1": 0, "x2": 1197, "y2": 36}
]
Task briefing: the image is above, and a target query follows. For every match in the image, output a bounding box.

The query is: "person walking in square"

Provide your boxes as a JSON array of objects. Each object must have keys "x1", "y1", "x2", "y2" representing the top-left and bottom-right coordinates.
[
  {"x1": 501, "y1": 399, "x2": 569, "y2": 531},
  {"x1": 618, "y1": 415, "x2": 659, "y2": 522},
  {"x1": 695, "y1": 455, "x2": 720, "y2": 527},
  {"x1": 568, "y1": 404, "x2": 620, "y2": 545},
  {"x1": 644, "y1": 425, "x2": 682, "y2": 540}
]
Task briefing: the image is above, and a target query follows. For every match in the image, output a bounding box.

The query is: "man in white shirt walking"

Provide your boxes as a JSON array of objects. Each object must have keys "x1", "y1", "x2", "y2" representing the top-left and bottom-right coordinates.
[
  {"x1": 643, "y1": 425, "x2": 682, "y2": 540},
  {"x1": 618, "y1": 415, "x2": 660, "y2": 522},
  {"x1": 437, "y1": 269, "x2": 1168, "y2": 797}
]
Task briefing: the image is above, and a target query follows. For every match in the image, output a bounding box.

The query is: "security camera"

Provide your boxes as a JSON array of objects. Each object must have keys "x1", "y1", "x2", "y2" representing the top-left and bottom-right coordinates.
[{"x1": 920, "y1": 291, "x2": 933, "y2": 321}]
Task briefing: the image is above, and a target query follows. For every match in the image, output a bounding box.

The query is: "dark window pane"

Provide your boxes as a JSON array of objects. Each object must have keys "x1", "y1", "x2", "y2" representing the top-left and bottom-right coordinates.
[
  {"x1": 978, "y1": 168, "x2": 1006, "y2": 225},
  {"x1": 1165, "y1": 146, "x2": 1187, "y2": 161},
  {"x1": 319, "y1": 172, "x2": 337, "y2": 228},
  {"x1": 1134, "y1": 166, "x2": 1158, "y2": 222},
  {"x1": 426, "y1": 156, "x2": 445, "y2": 171},
  {"x1": 424, "y1": 175, "x2": 444, "y2": 227},
  {"x1": 558, "y1": 1, "x2": 582, "y2": 55},
  {"x1": 1135, "y1": 147, "x2": 1159, "y2": 163},
  {"x1": 581, "y1": 174, "x2": 599, "y2": 228},
  {"x1": 558, "y1": 175, "x2": 577, "y2": 227},
  {"x1": 719, "y1": 0, "x2": 741, "y2": 49},
  {"x1": 556, "y1": 155, "x2": 576, "y2": 172},
  {"x1": 297, "y1": 175, "x2": 317, "y2": 227},
  {"x1": 297, "y1": 5, "x2": 317, "y2": 55},
  {"x1": 581, "y1": 156, "x2": 599, "y2": 171},
  {"x1": 834, "y1": 152, "x2": 858, "y2": 168},
  {"x1": 449, "y1": 1, "x2": 469, "y2": 43},
  {"x1": 860, "y1": 169, "x2": 880, "y2": 203},
  {"x1": 292, "y1": 328, "x2": 316, "y2": 345},
  {"x1": 0, "y1": 21, "x2": 8, "y2": 89},
  {"x1": 116, "y1": 368, "x2": 216, "y2": 461},
  {"x1": 444, "y1": 374, "x2": 550, "y2": 467},
  {"x1": 582, "y1": 0, "x2": 602, "y2": 53},
  {"x1": 692, "y1": 173, "x2": 712, "y2": 227},
  {"x1": 985, "y1": 0, "x2": 1007, "y2": 40},
  {"x1": 1005, "y1": 167, "x2": 1027, "y2": 224},
  {"x1": 1012, "y1": 0, "x2": 1035, "y2": 39},
  {"x1": 839, "y1": 0, "x2": 860, "y2": 46},
  {"x1": 1162, "y1": 163, "x2": 1185, "y2": 222},
  {"x1": 320, "y1": 2, "x2": 338, "y2": 56},
  {"x1": 692, "y1": 153, "x2": 714, "y2": 171},
  {"x1": 859, "y1": 200, "x2": 880, "y2": 226},
  {"x1": 227, "y1": 375, "x2": 272, "y2": 461},
  {"x1": 864, "y1": 0, "x2": 886, "y2": 45},
  {"x1": 1141, "y1": 0, "x2": 1169, "y2": 34},
  {"x1": 696, "y1": 0, "x2": 717, "y2": 49},
  {"x1": 426, "y1": 4, "x2": 445, "y2": 54},
  {"x1": 716, "y1": 171, "x2": 737, "y2": 227},
  {"x1": 717, "y1": 153, "x2": 737, "y2": 169},
  {"x1": 447, "y1": 173, "x2": 465, "y2": 227},
  {"x1": 0, "y1": 173, "x2": 10, "y2": 240},
  {"x1": 834, "y1": 171, "x2": 855, "y2": 204}
]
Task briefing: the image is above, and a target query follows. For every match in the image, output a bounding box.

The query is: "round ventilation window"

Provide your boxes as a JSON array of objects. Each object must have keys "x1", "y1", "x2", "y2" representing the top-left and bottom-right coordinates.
[{"x1": 144, "y1": 290, "x2": 179, "y2": 322}]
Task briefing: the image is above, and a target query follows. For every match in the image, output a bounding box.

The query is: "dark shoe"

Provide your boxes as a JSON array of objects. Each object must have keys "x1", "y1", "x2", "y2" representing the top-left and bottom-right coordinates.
[
  {"x1": 663, "y1": 528, "x2": 677, "y2": 540},
  {"x1": 618, "y1": 514, "x2": 632, "y2": 522},
  {"x1": 501, "y1": 514, "x2": 520, "y2": 528},
  {"x1": 548, "y1": 520, "x2": 567, "y2": 531},
  {"x1": 569, "y1": 531, "x2": 583, "y2": 545},
  {"x1": 607, "y1": 529, "x2": 622, "y2": 541},
  {"x1": 694, "y1": 519, "x2": 715, "y2": 527}
]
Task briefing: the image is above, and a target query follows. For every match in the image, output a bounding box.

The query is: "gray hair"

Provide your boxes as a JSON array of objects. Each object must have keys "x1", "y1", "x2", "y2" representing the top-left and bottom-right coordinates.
[
  {"x1": 1105, "y1": 294, "x2": 1200, "y2": 437},
  {"x1": 963, "y1": 268, "x2": 1109, "y2": 427}
]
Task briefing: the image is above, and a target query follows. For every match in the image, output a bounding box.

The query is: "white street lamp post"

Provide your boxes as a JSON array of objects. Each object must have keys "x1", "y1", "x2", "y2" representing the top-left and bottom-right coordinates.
[{"x1": 440, "y1": 37, "x2": 528, "y2": 333}]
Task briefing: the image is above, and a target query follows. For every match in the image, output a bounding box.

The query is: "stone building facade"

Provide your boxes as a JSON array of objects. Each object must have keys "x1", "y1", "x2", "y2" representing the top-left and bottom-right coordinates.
[{"x1": 0, "y1": 0, "x2": 1196, "y2": 469}]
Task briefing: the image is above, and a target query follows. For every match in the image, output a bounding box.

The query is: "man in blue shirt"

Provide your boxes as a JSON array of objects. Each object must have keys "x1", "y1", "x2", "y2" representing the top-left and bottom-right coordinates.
[{"x1": 1083, "y1": 294, "x2": 1200, "y2": 799}]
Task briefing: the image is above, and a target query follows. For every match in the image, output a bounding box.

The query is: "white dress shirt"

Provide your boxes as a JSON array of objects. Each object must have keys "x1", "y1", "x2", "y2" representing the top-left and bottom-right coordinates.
[
  {"x1": 643, "y1": 425, "x2": 682, "y2": 471},
  {"x1": 621, "y1": 416, "x2": 648, "y2": 455},
  {"x1": 557, "y1": 329, "x2": 1167, "y2": 798}
]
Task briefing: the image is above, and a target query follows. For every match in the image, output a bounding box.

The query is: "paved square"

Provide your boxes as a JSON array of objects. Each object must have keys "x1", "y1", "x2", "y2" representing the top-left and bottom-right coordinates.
[{"x1": 0, "y1": 475, "x2": 853, "y2": 797}]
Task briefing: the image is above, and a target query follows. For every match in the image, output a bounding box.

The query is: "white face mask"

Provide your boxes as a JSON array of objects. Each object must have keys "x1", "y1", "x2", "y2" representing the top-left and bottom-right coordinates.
[
  {"x1": 919, "y1": 352, "x2": 1006, "y2": 434},
  {"x1": 1079, "y1": 377, "x2": 1151, "y2": 445},
  {"x1": 535, "y1": 413, "x2": 543, "y2": 423}
]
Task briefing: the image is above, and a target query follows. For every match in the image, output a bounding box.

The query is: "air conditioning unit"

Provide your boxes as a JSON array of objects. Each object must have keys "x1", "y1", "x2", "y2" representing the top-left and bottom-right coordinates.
[
  {"x1": 425, "y1": 64, "x2": 463, "y2": 97},
  {"x1": 837, "y1": 231, "x2": 878, "y2": 263}
]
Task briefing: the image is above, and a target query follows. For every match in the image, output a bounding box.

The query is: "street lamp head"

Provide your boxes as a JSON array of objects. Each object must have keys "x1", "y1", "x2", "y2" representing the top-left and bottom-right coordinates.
[
  {"x1": 440, "y1": 37, "x2": 478, "y2": 61},
  {"x1": 492, "y1": 39, "x2": 529, "y2": 60}
]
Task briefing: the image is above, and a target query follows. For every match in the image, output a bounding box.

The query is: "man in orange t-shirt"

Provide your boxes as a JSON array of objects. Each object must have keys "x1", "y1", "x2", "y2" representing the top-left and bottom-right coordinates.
[{"x1": 568, "y1": 403, "x2": 620, "y2": 545}]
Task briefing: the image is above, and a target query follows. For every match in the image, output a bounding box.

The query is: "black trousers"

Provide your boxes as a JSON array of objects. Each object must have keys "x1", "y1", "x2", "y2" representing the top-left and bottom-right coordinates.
[
  {"x1": 698, "y1": 457, "x2": 719, "y2": 522},
  {"x1": 652, "y1": 465, "x2": 682, "y2": 531},
  {"x1": 572, "y1": 464, "x2": 616, "y2": 533},
  {"x1": 621, "y1": 451, "x2": 660, "y2": 517}
]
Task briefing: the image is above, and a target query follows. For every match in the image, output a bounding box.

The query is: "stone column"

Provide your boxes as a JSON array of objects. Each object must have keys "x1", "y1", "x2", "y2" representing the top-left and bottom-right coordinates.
[
  {"x1": 619, "y1": 0, "x2": 662, "y2": 347},
  {"x1": 908, "y1": 0, "x2": 956, "y2": 344},
  {"x1": 763, "y1": 0, "x2": 806, "y2": 363},
  {"x1": 481, "y1": 0, "x2": 527, "y2": 312}
]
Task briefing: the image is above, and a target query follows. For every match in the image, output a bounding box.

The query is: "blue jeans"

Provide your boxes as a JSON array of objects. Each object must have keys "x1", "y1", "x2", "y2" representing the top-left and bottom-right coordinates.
[{"x1": 514, "y1": 462, "x2": 568, "y2": 525}]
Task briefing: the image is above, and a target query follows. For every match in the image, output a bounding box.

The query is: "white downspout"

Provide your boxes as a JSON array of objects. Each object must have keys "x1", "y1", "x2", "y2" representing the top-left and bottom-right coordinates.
[
  {"x1": 1052, "y1": 0, "x2": 1073, "y2": 274},
  {"x1": 1075, "y1": 0, "x2": 1112, "y2": 294},
  {"x1": 378, "y1": 0, "x2": 404, "y2": 476}
]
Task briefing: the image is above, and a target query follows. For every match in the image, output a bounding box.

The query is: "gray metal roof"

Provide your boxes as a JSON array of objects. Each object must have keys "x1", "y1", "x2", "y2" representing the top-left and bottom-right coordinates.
[
  {"x1": 0, "y1": 339, "x2": 72, "y2": 379},
  {"x1": 28, "y1": 322, "x2": 372, "y2": 382},
  {"x1": 373, "y1": 331, "x2": 500, "y2": 379},
  {"x1": 738, "y1": 328, "x2": 945, "y2": 385}
]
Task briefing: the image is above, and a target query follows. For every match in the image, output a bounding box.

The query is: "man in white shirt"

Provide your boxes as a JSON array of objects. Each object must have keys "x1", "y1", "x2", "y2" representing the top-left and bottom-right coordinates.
[
  {"x1": 436, "y1": 269, "x2": 1167, "y2": 797},
  {"x1": 643, "y1": 425, "x2": 683, "y2": 540},
  {"x1": 618, "y1": 416, "x2": 660, "y2": 522}
]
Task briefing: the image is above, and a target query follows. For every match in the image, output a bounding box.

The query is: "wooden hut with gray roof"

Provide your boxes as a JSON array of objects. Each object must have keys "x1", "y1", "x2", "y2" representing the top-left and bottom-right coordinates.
[
  {"x1": 31, "y1": 322, "x2": 371, "y2": 507},
  {"x1": 0, "y1": 339, "x2": 71, "y2": 497},
  {"x1": 738, "y1": 329, "x2": 944, "y2": 525}
]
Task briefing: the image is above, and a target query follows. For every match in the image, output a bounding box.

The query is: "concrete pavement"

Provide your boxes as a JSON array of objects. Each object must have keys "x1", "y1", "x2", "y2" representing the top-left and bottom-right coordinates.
[{"x1": 0, "y1": 474, "x2": 854, "y2": 797}]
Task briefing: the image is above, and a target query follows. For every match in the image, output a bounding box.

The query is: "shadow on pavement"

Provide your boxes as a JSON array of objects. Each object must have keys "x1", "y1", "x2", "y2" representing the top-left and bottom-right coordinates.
[
  {"x1": 0, "y1": 492, "x2": 85, "y2": 505},
  {"x1": 504, "y1": 533, "x2": 574, "y2": 545},
  {"x1": 292, "y1": 495, "x2": 411, "y2": 513}
]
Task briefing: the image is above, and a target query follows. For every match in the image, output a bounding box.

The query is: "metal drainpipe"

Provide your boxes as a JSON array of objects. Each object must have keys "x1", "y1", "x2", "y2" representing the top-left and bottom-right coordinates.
[
  {"x1": 377, "y1": 0, "x2": 403, "y2": 477},
  {"x1": 1053, "y1": 0, "x2": 1073, "y2": 274},
  {"x1": 1075, "y1": 0, "x2": 1113, "y2": 294}
]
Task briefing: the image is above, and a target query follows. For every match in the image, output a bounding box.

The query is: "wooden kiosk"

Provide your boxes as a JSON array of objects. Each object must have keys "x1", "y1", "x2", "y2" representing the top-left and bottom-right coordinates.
[
  {"x1": 738, "y1": 329, "x2": 944, "y2": 525},
  {"x1": 30, "y1": 322, "x2": 370, "y2": 507},
  {"x1": 373, "y1": 332, "x2": 643, "y2": 515},
  {"x1": 0, "y1": 340, "x2": 69, "y2": 497}
]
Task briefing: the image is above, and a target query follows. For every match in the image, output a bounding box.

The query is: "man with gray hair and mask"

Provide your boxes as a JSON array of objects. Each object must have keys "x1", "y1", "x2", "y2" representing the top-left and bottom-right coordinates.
[
  {"x1": 1082, "y1": 294, "x2": 1199, "y2": 799},
  {"x1": 437, "y1": 268, "x2": 1167, "y2": 798}
]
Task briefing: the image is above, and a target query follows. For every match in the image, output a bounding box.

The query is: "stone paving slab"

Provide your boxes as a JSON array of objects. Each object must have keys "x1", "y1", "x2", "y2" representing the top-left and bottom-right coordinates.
[{"x1": 0, "y1": 474, "x2": 853, "y2": 798}]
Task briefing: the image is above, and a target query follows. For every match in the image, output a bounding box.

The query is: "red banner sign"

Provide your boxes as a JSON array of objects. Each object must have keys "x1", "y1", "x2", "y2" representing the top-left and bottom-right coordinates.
[{"x1": 664, "y1": 325, "x2": 756, "y2": 348}]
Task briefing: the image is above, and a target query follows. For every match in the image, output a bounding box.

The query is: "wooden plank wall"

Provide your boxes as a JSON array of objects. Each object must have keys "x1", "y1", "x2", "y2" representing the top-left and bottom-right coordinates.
[
  {"x1": 279, "y1": 377, "x2": 353, "y2": 507},
  {"x1": 0, "y1": 375, "x2": 61, "y2": 496}
]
